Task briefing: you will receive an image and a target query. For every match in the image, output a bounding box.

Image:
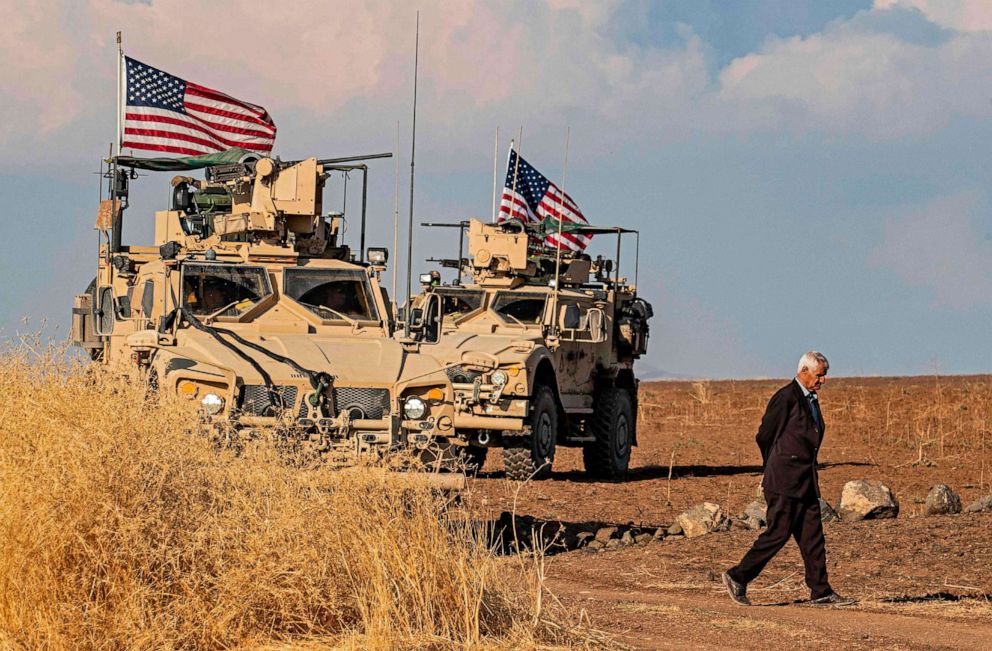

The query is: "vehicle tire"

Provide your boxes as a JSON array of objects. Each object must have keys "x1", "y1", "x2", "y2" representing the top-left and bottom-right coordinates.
[
  {"x1": 502, "y1": 384, "x2": 557, "y2": 480},
  {"x1": 583, "y1": 387, "x2": 634, "y2": 478}
]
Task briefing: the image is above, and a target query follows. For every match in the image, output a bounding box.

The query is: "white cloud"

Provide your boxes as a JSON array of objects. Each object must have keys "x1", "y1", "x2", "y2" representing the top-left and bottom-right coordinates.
[
  {"x1": 716, "y1": 16, "x2": 992, "y2": 139},
  {"x1": 875, "y1": 0, "x2": 992, "y2": 32},
  {"x1": 0, "y1": 1, "x2": 83, "y2": 138},
  {"x1": 3, "y1": 2, "x2": 992, "y2": 157},
  {"x1": 871, "y1": 192, "x2": 992, "y2": 309}
]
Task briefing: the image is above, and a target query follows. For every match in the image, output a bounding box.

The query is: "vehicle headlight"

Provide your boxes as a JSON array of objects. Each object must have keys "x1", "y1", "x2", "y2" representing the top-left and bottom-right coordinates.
[
  {"x1": 201, "y1": 392, "x2": 225, "y2": 415},
  {"x1": 490, "y1": 370, "x2": 508, "y2": 386},
  {"x1": 403, "y1": 396, "x2": 427, "y2": 419}
]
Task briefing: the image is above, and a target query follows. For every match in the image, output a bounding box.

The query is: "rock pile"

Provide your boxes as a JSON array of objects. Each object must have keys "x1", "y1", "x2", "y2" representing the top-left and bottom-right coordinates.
[{"x1": 838, "y1": 480, "x2": 899, "y2": 521}]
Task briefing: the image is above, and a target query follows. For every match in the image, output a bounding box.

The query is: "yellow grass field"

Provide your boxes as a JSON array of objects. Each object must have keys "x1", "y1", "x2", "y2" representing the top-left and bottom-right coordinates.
[{"x1": 0, "y1": 343, "x2": 587, "y2": 650}]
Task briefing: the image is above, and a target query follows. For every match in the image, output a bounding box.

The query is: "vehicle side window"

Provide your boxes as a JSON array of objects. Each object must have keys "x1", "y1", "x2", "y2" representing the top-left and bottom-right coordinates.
[
  {"x1": 434, "y1": 289, "x2": 485, "y2": 321},
  {"x1": 492, "y1": 292, "x2": 547, "y2": 325},
  {"x1": 141, "y1": 280, "x2": 155, "y2": 317}
]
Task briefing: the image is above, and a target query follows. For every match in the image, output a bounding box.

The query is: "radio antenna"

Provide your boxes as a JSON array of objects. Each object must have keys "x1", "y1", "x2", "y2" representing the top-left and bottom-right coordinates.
[
  {"x1": 404, "y1": 11, "x2": 420, "y2": 337},
  {"x1": 392, "y1": 120, "x2": 400, "y2": 303}
]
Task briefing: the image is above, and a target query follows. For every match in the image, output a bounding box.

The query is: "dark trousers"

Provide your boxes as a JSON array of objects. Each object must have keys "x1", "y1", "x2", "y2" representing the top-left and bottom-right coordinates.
[{"x1": 728, "y1": 491, "x2": 832, "y2": 599}]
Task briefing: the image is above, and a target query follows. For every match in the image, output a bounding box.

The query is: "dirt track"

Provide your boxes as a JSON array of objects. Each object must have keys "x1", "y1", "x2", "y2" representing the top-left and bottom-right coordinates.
[{"x1": 467, "y1": 377, "x2": 992, "y2": 649}]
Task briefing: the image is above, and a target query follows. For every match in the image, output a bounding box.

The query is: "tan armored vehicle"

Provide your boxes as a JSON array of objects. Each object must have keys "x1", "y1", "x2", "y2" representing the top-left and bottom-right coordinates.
[
  {"x1": 408, "y1": 218, "x2": 652, "y2": 480},
  {"x1": 71, "y1": 149, "x2": 462, "y2": 485}
]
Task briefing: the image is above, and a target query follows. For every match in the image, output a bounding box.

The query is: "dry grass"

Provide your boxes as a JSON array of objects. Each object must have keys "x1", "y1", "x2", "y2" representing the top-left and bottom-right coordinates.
[{"x1": 0, "y1": 342, "x2": 589, "y2": 650}]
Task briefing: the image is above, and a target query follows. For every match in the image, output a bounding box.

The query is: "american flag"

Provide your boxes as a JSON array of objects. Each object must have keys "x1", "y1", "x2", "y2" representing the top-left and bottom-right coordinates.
[
  {"x1": 498, "y1": 148, "x2": 591, "y2": 251},
  {"x1": 121, "y1": 56, "x2": 276, "y2": 156}
]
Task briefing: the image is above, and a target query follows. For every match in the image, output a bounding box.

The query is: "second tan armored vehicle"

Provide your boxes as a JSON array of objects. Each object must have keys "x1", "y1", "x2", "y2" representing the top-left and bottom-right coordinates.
[
  {"x1": 72, "y1": 149, "x2": 462, "y2": 487},
  {"x1": 408, "y1": 218, "x2": 652, "y2": 480}
]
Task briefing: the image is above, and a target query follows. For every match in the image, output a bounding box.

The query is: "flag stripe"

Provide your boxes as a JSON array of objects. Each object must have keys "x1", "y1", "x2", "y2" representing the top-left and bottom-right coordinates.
[
  {"x1": 124, "y1": 110, "x2": 273, "y2": 152},
  {"x1": 185, "y1": 82, "x2": 270, "y2": 118},
  {"x1": 125, "y1": 111, "x2": 276, "y2": 140},
  {"x1": 120, "y1": 139, "x2": 211, "y2": 156},
  {"x1": 184, "y1": 100, "x2": 277, "y2": 132}
]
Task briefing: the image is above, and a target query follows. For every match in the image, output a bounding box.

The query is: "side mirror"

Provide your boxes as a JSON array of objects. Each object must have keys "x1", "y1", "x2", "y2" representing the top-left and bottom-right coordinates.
[
  {"x1": 587, "y1": 307, "x2": 607, "y2": 343},
  {"x1": 93, "y1": 286, "x2": 116, "y2": 336}
]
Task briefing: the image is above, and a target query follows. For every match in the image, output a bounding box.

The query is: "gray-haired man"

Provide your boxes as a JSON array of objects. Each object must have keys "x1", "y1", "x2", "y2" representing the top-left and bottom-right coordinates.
[{"x1": 722, "y1": 352, "x2": 855, "y2": 607}]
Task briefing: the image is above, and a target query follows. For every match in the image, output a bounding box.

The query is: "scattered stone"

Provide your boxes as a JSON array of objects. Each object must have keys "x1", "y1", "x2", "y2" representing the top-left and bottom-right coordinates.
[
  {"x1": 819, "y1": 498, "x2": 839, "y2": 522},
  {"x1": 965, "y1": 495, "x2": 992, "y2": 513},
  {"x1": 575, "y1": 531, "x2": 594, "y2": 547},
  {"x1": 667, "y1": 522, "x2": 683, "y2": 536},
  {"x1": 585, "y1": 540, "x2": 605, "y2": 552},
  {"x1": 676, "y1": 502, "x2": 729, "y2": 538},
  {"x1": 741, "y1": 497, "x2": 767, "y2": 529},
  {"x1": 605, "y1": 538, "x2": 620, "y2": 549},
  {"x1": 652, "y1": 527, "x2": 666, "y2": 540},
  {"x1": 635, "y1": 533, "x2": 654, "y2": 544},
  {"x1": 839, "y1": 480, "x2": 899, "y2": 521},
  {"x1": 594, "y1": 526, "x2": 618, "y2": 543},
  {"x1": 732, "y1": 517, "x2": 754, "y2": 531},
  {"x1": 925, "y1": 484, "x2": 962, "y2": 516},
  {"x1": 620, "y1": 530, "x2": 635, "y2": 545}
]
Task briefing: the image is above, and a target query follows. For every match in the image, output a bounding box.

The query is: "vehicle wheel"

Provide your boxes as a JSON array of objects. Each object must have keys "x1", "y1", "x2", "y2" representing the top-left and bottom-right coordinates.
[
  {"x1": 583, "y1": 387, "x2": 634, "y2": 478},
  {"x1": 503, "y1": 384, "x2": 557, "y2": 480},
  {"x1": 461, "y1": 445, "x2": 489, "y2": 474}
]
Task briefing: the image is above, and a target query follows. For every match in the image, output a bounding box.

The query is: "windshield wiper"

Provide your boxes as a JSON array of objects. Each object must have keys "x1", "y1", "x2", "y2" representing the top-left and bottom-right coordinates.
[
  {"x1": 301, "y1": 302, "x2": 361, "y2": 328},
  {"x1": 499, "y1": 311, "x2": 527, "y2": 328}
]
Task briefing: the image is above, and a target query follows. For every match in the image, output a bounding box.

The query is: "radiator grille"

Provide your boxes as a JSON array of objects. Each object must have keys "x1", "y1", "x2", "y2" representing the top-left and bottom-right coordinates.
[
  {"x1": 332, "y1": 387, "x2": 390, "y2": 420},
  {"x1": 239, "y1": 385, "x2": 298, "y2": 416}
]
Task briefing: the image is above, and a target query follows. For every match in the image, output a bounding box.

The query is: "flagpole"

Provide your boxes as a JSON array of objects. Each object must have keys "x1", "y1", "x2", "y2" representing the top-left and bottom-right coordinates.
[
  {"x1": 490, "y1": 126, "x2": 499, "y2": 223},
  {"x1": 115, "y1": 31, "x2": 122, "y2": 156},
  {"x1": 551, "y1": 127, "x2": 570, "y2": 336},
  {"x1": 508, "y1": 127, "x2": 523, "y2": 222}
]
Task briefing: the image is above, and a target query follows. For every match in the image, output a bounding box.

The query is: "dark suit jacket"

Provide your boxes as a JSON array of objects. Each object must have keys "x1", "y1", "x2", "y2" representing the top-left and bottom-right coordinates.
[{"x1": 756, "y1": 379, "x2": 824, "y2": 499}]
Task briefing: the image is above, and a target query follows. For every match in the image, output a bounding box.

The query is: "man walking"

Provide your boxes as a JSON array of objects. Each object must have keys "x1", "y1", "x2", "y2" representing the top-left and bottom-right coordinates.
[{"x1": 722, "y1": 351, "x2": 854, "y2": 607}]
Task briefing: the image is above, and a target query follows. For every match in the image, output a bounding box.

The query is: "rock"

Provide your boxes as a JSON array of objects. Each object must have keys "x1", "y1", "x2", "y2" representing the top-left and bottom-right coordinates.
[
  {"x1": 575, "y1": 531, "x2": 594, "y2": 547},
  {"x1": 605, "y1": 538, "x2": 620, "y2": 549},
  {"x1": 635, "y1": 533, "x2": 654, "y2": 544},
  {"x1": 819, "y1": 498, "x2": 840, "y2": 522},
  {"x1": 965, "y1": 495, "x2": 992, "y2": 513},
  {"x1": 594, "y1": 526, "x2": 618, "y2": 543},
  {"x1": 676, "y1": 502, "x2": 729, "y2": 538},
  {"x1": 620, "y1": 531, "x2": 635, "y2": 545},
  {"x1": 667, "y1": 522, "x2": 683, "y2": 536},
  {"x1": 925, "y1": 484, "x2": 962, "y2": 516},
  {"x1": 652, "y1": 527, "x2": 666, "y2": 540},
  {"x1": 741, "y1": 498, "x2": 767, "y2": 529},
  {"x1": 839, "y1": 480, "x2": 899, "y2": 521},
  {"x1": 585, "y1": 540, "x2": 604, "y2": 552}
]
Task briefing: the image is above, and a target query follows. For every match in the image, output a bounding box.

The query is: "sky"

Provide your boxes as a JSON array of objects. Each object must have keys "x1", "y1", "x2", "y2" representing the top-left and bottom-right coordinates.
[{"x1": 1, "y1": 0, "x2": 991, "y2": 379}]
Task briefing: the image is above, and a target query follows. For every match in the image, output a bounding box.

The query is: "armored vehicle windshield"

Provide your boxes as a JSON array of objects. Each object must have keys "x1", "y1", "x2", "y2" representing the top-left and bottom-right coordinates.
[
  {"x1": 182, "y1": 263, "x2": 271, "y2": 319},
  {"x1": 491, "y1": 291, "x2": 547, "y2": 325},
  {"x1": 283, "y1": 268, "x2": 380, "y2": 322},
  {"x1": 433, "y1": 287, "x2": 485, "y2": 321}
]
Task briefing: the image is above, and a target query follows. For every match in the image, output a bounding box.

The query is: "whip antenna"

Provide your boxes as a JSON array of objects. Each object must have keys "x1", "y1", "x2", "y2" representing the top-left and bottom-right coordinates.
[{"x1": 404, "y1": 10, "x2": 420, "y2": 337}]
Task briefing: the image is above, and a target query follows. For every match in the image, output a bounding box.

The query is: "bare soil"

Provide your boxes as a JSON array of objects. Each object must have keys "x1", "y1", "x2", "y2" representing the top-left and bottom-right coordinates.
[{"x1": 468, "y1": 376, "x2": 992, "y2": 649}]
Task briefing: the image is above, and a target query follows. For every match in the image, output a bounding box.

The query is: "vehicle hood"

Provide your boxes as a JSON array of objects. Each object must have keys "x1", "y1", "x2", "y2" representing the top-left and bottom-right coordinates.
[
  {"x1": 425, "y1": 331, "x2": 545, "y2": 367},
  {"x1": 167, "y1": 330, "x2": 447, "y2": 387}
]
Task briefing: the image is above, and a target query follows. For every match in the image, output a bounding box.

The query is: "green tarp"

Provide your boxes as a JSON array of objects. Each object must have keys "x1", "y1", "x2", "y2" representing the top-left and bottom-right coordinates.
[{"x1": 114, "y1": 148, "x2": 254, "y2": 172}]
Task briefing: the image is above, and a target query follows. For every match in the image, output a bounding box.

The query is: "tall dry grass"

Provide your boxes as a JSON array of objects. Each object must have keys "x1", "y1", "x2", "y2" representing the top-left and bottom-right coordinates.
[{"x1": 0, "y1": 342, "x2": 578, "y2": 650}]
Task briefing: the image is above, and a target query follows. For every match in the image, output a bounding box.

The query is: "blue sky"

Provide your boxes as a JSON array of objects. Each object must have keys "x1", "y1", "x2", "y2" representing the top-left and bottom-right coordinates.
[{"x1": 1, "y1": 0, "x2": 990, "y2": 378}]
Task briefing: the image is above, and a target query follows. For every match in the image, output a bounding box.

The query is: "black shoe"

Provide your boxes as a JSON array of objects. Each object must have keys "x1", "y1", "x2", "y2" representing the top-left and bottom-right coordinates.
[
  {"x1": 809, "y1": 592, "x2": 856, "y2": 606},
  {"x1": 722, "y1": 571, "x2": 751, "y2": 606}
]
